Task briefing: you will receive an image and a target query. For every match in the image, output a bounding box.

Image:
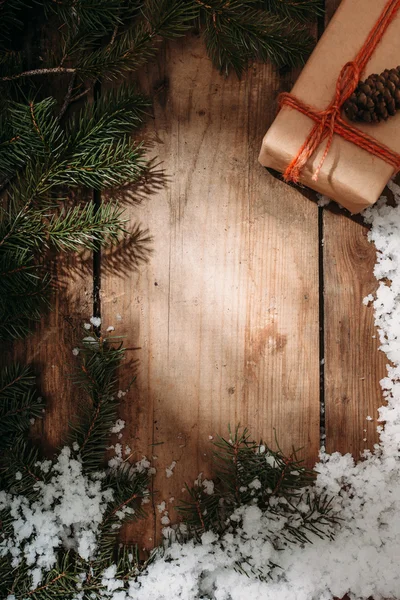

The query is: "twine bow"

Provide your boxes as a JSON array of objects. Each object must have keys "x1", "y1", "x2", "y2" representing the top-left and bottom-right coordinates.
[{"x1": 279, "y1": 0, "x2": 400, "y2": 184}]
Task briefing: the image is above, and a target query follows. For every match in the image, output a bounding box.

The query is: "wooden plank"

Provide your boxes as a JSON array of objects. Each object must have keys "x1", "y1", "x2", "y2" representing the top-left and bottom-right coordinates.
[
  {"x1": 101, "y1": 34, "x2": 320, "y2": 549},
  {"x1": 323, "y1": 208, "x2": 388, "y2": 456},
  {"x1": 323, "y1": 0, "x2": 388, "y2": 456},
  {"x1": 11, "y1": 255, "x2": 91, "y2": 452}
]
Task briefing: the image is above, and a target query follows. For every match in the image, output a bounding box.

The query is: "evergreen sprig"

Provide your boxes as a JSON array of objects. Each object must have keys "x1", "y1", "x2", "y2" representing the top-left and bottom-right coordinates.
[
  {"x1": 200, "y1": 0, "x2": 316, "y2": 76},
  {"x1": 70, "y1": 334, "x2": 126, "y2": 471},
  {"x1": 0, "y1": 332, "x2": 151, "y2": 600},
  {"x1": 0, "y1": 92, "x2": 150, "y2": 340},
  {"x1": 0, "y1": 363, "x2": 44, "y2": 450},
  {"x1": 0, "y1": 0, "x2": 320, "y2": 84},
  {"x1": 178, "y1": 426, "x2": 340, "y2": 545}
]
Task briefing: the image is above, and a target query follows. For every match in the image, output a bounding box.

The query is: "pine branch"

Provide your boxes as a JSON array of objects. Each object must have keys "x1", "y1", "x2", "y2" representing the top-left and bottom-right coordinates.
[
  {"x1": 0, "y1": 66, "x2": 75, "y2": 82},
  {"x1": 200, "y1": 1, "x2": 314, "y2": 76},
  {"x1": 75, "y1": 25, "x2": 158, "y2": 81},
  {"x1": 13, "y1": 553, "x2": 79, "y2": 600},
  {"x1": 0, "y1": 363, "x2": 44, "y2": 449},
  {"x1": 43, "y1": 0, "x2": 128, "y2": 34},
  {"x1": 0, "y1": 248, "x2": 51, "y2": 340},
  {"x1": 66, "y1": 86, "x2": 151, "y2": 147},
  {"x1": 0, "y1": 334, "x2": 151, "y2": 599},
  {"x1": 0, "y1": 0, "x2": 27, "y2": 44},
  {"x1": 75, "y1": 0, "x2": 197, "y2": 80},
  {"x1": 0, "y1": 439, "x2": 45, "y2": 498},
  {"x1": 70, "y1": 335, "x2": 125, "y2": 472},
  {"x1": 0, "y1": 91, "x2": 149, "y2": 340},
  {"x1": 102, "y1": 463, "x2": 149, "y2": 525},
  {"x1": 62, "y1": 138, "x2": 148, "y2": 190},
  {"x1": 178, "y1": 426, "x2": 339, "y2": 546},
  {"x1": 263, "y1": 0, "x2": 323, "y2": 22},
  {"x1": 46, "y1": 202, "x2": 127, "y2": 252}
]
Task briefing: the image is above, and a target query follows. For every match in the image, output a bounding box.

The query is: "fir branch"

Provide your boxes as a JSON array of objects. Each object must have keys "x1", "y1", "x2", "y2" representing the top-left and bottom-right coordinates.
[
  {"x1": 70, "y1": 335, "x2": 125, "y2": 472},
  {"x1": 201, "y1": 1, "x2": 314, "y2": 76},
  {"x1": 0, "y1": 66, "x2": 76, "y2": 82},
  {"x1": 0, "y1": 249, "x2": 51, "y2": 340},
  {"x1": 0, "y1": 0, "x2": 27, "y2": 44},
  {"x1": 17, "y1": 553, "x2": 79, "y2": 599},
  {"x1": 0, "y1": 439, "x2": 45, "y2": 498},
  {"x1": 46, "y1": 202, "x2": 127, "y2": 252},
  {"x1": 178, "y1": 426, "x2": 338, "y2": 546},
  {"x1": 75, "y1": 0, "x2": 197, "y2": 80},
  {"x1": 66, "y1": 86, "x2": 151, "y2": 147},
  {"x1": 102, "y1": 464, "x2": 149, "y2": 525},
  {"x1": 62, "y1": 138, "x2": 147, "y2": 190},
  {"x1": 263, "y1": 0, "x2": 323, "y2": 23},
  {"x1": 0, "y1": 363, "x2": 44, "y2": 450},
  {"x1": 0, "y1": 363, "x2": 35, "y2": 399},
  {"x1": 42, "y1": 0, "x2": 127, "y2": 34}
]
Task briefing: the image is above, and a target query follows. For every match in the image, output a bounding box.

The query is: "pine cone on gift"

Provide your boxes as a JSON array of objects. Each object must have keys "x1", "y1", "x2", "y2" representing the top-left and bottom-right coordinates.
[{"x1": 343, "y1": 66, "x2": 400, "y2": 123}]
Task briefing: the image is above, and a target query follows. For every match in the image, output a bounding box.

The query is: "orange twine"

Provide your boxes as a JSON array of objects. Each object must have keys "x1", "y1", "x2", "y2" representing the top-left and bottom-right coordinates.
[{"x1": 279, "y1": 0, "x2": 400, "y2": 184}]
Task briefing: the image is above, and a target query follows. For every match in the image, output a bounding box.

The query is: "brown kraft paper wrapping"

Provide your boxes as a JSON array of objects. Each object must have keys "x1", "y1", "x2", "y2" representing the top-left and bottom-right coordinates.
[{"x1": 258, "y1": 0, "x2": 400, "y2": 214}]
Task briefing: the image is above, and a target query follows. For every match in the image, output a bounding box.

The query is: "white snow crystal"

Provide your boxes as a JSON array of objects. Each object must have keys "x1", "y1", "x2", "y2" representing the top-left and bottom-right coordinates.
[
  {"x1": 202, "y1": 479, "x2": 214, "y2": 495},
  {"x1": 89, "y1": 316, "x2": 101, "y2": 327},
  {"x1": 161, "y1": 514, "x2": 170, "y2": 526},
  {"x1": 72, "y1": 347, "x2": 80, "y2": 356},
  {"x1": 363, "y1": 293, "x2": 374, "y2": 306},
  {"x1": 248, "y1": 478, "x2": 262, "y2": 490},
  {"x1": 1, "y1": 446, "x2": 114, "y2": 585},
  {"x1": 110, "y1": 419, "x2": 125, "y2": 434},
  {"x1": 317, "y1": 194, "x2": 331, "y2": 207},
  {"x1": 165, "y1": 461, "x2": 176, "y2": 478}
]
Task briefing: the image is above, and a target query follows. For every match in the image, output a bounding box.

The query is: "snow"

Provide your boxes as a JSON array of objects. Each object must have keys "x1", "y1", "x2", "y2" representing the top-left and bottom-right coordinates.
[
  {"x1": 157, "y1": 501, "x2": 166, "y2": 513},
  {"x1": 165, "y1": 461, "x2": 177, "y2": 478},
  {"x1": 317, "y1": 194, "x2": 331, "y2": 207},
  {"x1": 202, "y1": 479, "x2": 214, "y2": 496},
  {"x1": 6, "y1": 187, "x2": 400, "y2": 598},
  {"x1": 90, "y1": 316, "x2": 101, "y2": 327},
  {"x1": 0, "y1": 447, "x2": 113, "y2": 585},
  {"x1": 161, "y1": 513, "x2": 170, "y2": 526},
  {"x1": 128, "y1": 187, "x2": 400, "y2": 599},
  {"x1": 111, "y1": 419, "x2": 126, "y2": 434}
]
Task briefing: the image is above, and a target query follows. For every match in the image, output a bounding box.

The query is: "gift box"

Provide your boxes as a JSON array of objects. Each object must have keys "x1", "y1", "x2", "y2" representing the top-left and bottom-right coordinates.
[{"x1": 258, "y1": 0, "x2": 400, "y2": 214}]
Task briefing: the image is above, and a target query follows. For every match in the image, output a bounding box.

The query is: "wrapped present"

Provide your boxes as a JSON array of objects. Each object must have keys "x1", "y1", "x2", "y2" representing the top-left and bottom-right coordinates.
[{"x1": 258, "y1": 0, "x2": 400, "y2": 214}]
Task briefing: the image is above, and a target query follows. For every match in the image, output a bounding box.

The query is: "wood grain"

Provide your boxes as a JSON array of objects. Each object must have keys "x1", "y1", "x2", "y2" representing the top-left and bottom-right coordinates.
[
  {"x1": 11, "y1": 254, "x2": 91, "y2": 452},
  {"x1": 323, "y1": 0, "x2": 388, "y2": 457},
  {"x1": 101, "y1": 35, "x2": 320, "y2": 548},
  {"x1": 323, "y1": 209, "x2": 387, "y2": 456}
]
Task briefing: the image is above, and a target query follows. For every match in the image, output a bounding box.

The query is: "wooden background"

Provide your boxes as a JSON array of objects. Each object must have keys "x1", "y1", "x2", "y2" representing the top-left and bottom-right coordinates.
[{"x1": 12, "y1": 0, "x2": 388, "y2": 557}]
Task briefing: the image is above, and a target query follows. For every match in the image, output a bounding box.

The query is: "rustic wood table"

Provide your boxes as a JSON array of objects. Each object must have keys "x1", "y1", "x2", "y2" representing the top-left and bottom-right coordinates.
[{"x1": 11, "y1": 0, "x2": 387, "y2": 558}]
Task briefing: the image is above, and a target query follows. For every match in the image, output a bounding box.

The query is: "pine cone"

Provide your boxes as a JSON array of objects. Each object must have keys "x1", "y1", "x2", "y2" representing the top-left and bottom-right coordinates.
[{"x1": 343, "y1": 66, "x2": 400, "y2": 123}]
